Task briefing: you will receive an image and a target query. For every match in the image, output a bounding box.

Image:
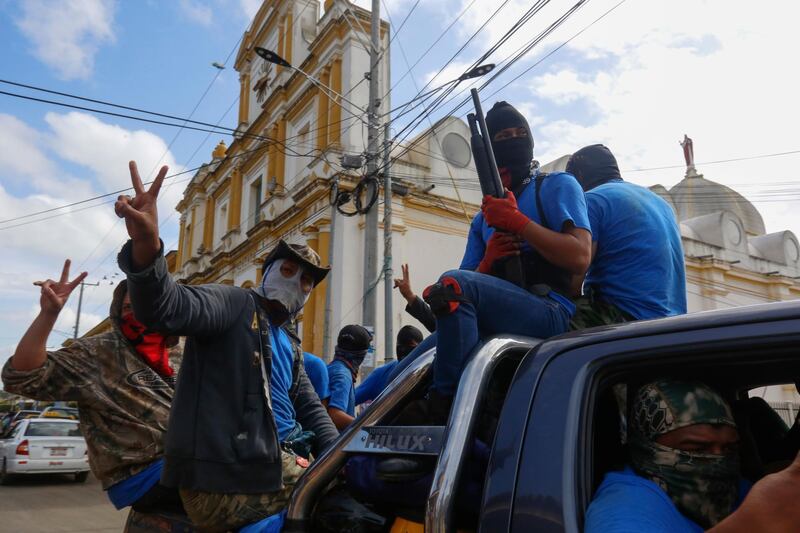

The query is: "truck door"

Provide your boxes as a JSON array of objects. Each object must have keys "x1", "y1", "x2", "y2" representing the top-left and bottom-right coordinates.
[{"x1": 500, "y1": 316, "x2": 800, "y2": 533}]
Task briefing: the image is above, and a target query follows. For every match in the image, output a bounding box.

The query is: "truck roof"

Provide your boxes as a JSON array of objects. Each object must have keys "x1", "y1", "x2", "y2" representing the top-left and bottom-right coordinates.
[{"x1": 537, "y1": 298, "x2": 800, "y2": 360}]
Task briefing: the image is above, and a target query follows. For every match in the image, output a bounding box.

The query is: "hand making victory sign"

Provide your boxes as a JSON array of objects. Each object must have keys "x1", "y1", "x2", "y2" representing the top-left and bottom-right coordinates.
[
  {"x1": 115, "y1": 161, "x2": 168, "y2": 270},
  {"x1": 33, "y1": 259, "x2": 88, "y2": 316},
  {"x1": 10, "y1": 259, "x2": 88, "y2": 371}
]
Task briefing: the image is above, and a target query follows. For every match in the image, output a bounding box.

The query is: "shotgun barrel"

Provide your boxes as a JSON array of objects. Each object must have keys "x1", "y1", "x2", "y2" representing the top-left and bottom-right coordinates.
[{"x1": 468, "y1": 89, "x2": 525, "y2": 287}]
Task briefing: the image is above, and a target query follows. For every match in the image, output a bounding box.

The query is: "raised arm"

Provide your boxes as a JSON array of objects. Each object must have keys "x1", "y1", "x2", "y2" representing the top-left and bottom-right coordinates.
[
  {"x1": 10, "y1": 259, "x2": 87, "y2": 371},
  {"x1": 115, "y1": 161, "x2": 245, "y2": 336},
  {"x1": 709, "y1": 452, "x2": 800, "y2": 533},
  {"x1": 395, "y1": 264, "x2": 436, "y2": 332},
  {"x1": 3, "y1": 259, "x2": 97, "y2": 402}
]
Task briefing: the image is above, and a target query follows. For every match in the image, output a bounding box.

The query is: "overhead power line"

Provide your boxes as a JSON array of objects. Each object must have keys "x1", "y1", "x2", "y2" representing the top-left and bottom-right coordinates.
[
  {"x1": 385, "y1": 0, "x2": 588, "y2": 172},
  {"x1": 0, "y1": 143, "x2": 270, "y2": 228},
  {"x1": 0, "y1": 89, "x2": 295, "y2": 150},
  {"x1": 624, "y1": 149, "x2": 800, "y2": 173},
  {"x1": 0, "y1": 79, "x2": 241, "y2": 137}
]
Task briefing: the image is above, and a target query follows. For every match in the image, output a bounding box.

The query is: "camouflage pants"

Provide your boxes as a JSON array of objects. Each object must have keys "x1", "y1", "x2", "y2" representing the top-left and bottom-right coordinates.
[
  {"x1": 569, "y1": 296, "x2": 633, "y2": 331},
  {"x1": 179, "y1": 451, "x2": 307, "y2": 532}
]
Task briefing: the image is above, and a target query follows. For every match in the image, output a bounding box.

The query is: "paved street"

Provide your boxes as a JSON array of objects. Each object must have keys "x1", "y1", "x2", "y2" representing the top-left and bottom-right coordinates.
[{"x1": 0, "y1": 472, "x2": 127, "y2": 532}]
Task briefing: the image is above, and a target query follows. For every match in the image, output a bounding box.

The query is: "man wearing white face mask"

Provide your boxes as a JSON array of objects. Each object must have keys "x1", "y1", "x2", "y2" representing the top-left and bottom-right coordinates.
[{"x1": 114, "y1": 161, "x2": 338, "y2": 532}]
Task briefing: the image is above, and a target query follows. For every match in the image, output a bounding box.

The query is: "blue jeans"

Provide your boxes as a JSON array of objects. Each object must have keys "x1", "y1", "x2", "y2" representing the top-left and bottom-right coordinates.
[
  {"x1": 388, "y1": 270, "x2": 571, "y2": 396},
  {"x1": 430, "y1": 269, "x2": 570, "y2": 395}
]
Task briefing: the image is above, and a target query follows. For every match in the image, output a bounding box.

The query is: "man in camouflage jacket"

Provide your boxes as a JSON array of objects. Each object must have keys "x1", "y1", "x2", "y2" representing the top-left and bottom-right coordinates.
[{"x1": 2, "y1": 263, "x2": 182, "y2": 512}]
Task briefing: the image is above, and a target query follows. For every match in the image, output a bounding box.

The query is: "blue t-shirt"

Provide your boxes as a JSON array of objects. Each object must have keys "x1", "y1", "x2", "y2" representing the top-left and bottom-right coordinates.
[
  {"x1": 327, "y1": 359, "x2": 356, "y2": 416},
  {"x1": 269, "y1": 325, "x2": 297, "y2": 442},
  {"x1": 303, "y1": 352, "x2": 330, "y2": 401},
  {"x1": 585, "y1": 467, "x2": 750, "y2": 533},
  {"x1": 585, "y1": 181, "x2": 686, "y2": 319},
  {"x1": 106, "y1": 458, "x2": 163, "y2": 509},
  {"x1": 240, "y1": 510, "x2": 286, "y2": 533},
  {"x1": 460, "y1": 171, "x2": 591, "y2": 315},
  {"x1": 355, "y1": 360, "x2": 398, "y2": 405}
]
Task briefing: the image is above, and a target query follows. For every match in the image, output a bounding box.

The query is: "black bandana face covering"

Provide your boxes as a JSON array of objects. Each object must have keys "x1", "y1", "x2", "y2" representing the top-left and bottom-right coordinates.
[{"x1": 486, "y1": 101, "x2": 534, "y2": 190}]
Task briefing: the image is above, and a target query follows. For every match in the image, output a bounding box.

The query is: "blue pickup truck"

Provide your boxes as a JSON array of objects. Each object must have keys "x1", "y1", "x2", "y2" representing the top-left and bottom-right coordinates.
[{"x1": 127, "y1": 299, "x2": 800, "y2": 532}]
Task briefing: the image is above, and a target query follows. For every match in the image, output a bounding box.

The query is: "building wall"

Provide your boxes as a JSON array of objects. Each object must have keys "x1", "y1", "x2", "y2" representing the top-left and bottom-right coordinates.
[{"x1": 172, "y1": 0, "x2": 474, "y2": 366}]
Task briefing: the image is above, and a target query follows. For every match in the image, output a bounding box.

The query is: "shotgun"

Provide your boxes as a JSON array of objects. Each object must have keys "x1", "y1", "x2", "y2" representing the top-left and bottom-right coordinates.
[{"x1": 467, "y1": 88, "x2": 525, "y2": 288}]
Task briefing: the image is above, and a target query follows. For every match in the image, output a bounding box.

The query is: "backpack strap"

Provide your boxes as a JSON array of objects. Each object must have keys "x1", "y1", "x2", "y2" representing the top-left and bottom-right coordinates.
[
  {"x1": 534, "y1": 172, "x2": 550, "y2": 229},
  {"x1": 284, "y1": 324, "x2": 305, "y2": 401}
]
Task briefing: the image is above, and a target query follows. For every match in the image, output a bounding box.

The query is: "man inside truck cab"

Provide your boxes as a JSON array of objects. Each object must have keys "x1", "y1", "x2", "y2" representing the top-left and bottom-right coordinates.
[
  {"x1": 587, "y1": 379, "x2": 800, "y2": 532},
  {"x1": 115, "y1": 162, "x2": 339, "y2": 532},
  {"x1": 565, "y1": 144, "x2": 686, "y2": 329},
  {"x1": 395, "y1": 102, "x2": 592, "y2": 426}
]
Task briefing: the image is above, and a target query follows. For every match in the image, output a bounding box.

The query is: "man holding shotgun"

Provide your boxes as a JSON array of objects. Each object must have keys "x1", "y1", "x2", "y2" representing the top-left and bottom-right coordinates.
[{"x1": 396, "y1": 95, "x2": 592, "y2": 426}]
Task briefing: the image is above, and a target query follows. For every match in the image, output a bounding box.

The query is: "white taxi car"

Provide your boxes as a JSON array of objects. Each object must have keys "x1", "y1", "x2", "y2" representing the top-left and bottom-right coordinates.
[{"x1": 0, "y1": 417, "x2": 89, "y2": 484}]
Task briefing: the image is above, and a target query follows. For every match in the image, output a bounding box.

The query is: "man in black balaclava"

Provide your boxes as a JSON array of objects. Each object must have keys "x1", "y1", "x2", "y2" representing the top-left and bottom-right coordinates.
[
  {"x1": 393, "y1": 101, "x2": 592, "y2": 426},
  {"x1": 395, "y1": 325, "x2": 424, "y2": 361},
  {"x1": 485, "y1": 101, "x2": 535, "y2": 195},
  {"x1": 354, "y1": 325, "x2": 425, "y2": 407},
  {"x1": 565, "y1": 144, "x2": 687, "y2": 329}
]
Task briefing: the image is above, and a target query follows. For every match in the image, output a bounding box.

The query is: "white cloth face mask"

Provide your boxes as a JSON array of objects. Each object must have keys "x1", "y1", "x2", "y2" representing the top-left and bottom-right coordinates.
[{"x1": 257, "y1": 258, "x2": 311, "y2": 314}]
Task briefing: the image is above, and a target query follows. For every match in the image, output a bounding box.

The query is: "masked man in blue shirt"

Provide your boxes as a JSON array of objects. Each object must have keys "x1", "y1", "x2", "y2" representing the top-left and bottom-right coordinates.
[
  {"x1": 565, "y1": 144, "x2": 686, "y2": 328},
  {"x1": 327, "y1": 325, "x2": 372, "y2": 430},
  {"x1": 396, "y1": 102, "x2": 592, "y2": 426}
]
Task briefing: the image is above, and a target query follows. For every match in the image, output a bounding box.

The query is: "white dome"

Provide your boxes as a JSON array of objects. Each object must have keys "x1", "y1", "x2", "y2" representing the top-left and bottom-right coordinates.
[{"x1": 668, "y1": 174, "x2": 765, "y2": 236}]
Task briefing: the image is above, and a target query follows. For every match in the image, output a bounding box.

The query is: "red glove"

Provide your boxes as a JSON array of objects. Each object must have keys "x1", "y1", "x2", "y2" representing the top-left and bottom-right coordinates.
[
  {"x1": 482, "y1": 191, "x2": 530, "y2": 235},
  {"x1": 477, "y1": 232, "x2": 521, "y2": 274}
]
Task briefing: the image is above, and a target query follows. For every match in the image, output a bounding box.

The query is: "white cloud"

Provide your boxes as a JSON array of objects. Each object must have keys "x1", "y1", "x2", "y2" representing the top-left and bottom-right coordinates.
[
  {"x1": 180, "y1": 0, "x2": 214, "y2": 26},
  {"x1": 398, "y1": 0, "x2": 800, "y2": 243},
  {"x1": 0, "y1": 111, "x2": 184, "y2": 366},
  {"x1": 45, "y1": 112, "x2": 173, "y2": 187},
  {"x1": 0, "y1": 111, "x2": 182, "y2": 370},
  {"x1": 43, "y1": 111, "x2": 185, "y2": 219},
  {"x1": 511, "y1": 0, "x2": 800, "y2": 241},
  {"x1": 0, "y1": 114, "x2": 56, "y2": 184},
  {"x1": 15, "y1": 0, "x2": 116, "y2": 80}
]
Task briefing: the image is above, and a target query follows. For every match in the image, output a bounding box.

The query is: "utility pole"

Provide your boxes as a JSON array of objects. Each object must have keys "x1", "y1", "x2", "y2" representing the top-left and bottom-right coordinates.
[
  {"x1": 362, "y1": 0, "x2": 381, "y2": 351},
  {"x1": 323, "y1": 181, "x2": 338, "y2": 361},
  {"x1": 382, "y1": 122, "x2": 394, "y2": 362},
  {"x1": 73, "y1": 281, "x2": 100, "y2": 338}
]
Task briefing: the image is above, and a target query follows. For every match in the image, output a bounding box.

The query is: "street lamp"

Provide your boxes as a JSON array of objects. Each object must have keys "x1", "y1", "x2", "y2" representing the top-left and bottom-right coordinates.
[
  {"x1": 459, "y1": 63, "x2": 495, "y2": 80},
  {"x1": 255, "y1": 47, "x2": 370, "y2": 123}
]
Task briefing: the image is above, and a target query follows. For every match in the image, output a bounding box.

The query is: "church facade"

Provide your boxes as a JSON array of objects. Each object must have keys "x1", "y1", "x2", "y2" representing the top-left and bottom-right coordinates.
[{"x1": 170, "y1": 0, "x2": 482, "y2": 366}]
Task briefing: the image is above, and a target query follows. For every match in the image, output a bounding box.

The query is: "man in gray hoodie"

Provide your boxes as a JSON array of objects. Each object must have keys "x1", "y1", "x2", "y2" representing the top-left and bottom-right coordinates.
[{"x1": 115, "y1": 161, "x2": 338, "y2": 532}]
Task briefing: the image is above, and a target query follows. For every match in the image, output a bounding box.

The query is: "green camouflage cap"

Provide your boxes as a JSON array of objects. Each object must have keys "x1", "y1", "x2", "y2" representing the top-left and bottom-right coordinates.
[
  {"x1": 631, "y1": 380, "x2": 736, "y2": 440},
  {"x1": 630, "y1": 380, "x2": 739, "y2": 527}
]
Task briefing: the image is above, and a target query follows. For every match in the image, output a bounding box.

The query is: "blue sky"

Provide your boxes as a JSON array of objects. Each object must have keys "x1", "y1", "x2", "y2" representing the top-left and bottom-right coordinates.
[{"x1": 2, "y1": 0, "x2": 800, "y2": 367}]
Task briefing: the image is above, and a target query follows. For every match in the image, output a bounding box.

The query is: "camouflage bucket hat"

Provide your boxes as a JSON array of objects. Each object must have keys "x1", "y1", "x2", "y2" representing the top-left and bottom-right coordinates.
[{"x1": 262, "y1": 239, "x2": 330, "y2": 287}]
